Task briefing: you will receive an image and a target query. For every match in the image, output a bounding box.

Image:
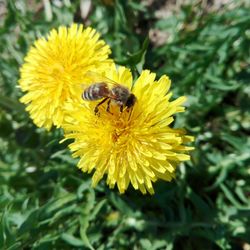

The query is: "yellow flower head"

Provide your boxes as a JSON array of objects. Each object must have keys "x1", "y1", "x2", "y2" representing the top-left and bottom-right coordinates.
[
  {"x1": 63, "y1": 65, "x2": 194, "y2": 194},
  {"x1": 19, "y1": 23, "x2": 112, "y2": 130}
]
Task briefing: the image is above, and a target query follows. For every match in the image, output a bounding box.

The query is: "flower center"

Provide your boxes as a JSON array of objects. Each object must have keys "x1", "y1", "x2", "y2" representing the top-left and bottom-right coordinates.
[
  {"x1": 50, "y1": 63, "x2": 65, "y2": 78},
  {"x1": 112, "y1": 131, "x2": 119, "y2": 142},
  {"x1": 110, "y1": 120, "x2": 131, "y2": 143}
]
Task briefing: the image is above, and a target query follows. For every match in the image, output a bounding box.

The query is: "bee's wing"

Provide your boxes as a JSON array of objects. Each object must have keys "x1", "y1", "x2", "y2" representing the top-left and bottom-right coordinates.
[
  {"x1": 80, "y1": 72, "x2": 109, "y2": 91},
  {"x1": 85, "y1": 71, "x2": 120, "y2": 88},
  {"x1": 81, "y1": 83, "x2": 89, "y2": 91}
]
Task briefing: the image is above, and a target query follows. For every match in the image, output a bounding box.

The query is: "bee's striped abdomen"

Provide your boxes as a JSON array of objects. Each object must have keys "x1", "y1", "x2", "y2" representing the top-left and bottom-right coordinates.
[{"x1": 82, "y1": 83, "x2": 109, "y2": 101}]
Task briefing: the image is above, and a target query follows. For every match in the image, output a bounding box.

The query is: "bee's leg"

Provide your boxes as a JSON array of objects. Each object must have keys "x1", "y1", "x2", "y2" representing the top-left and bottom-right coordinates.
[
  {"x1": 106, "y1": 99, "x2": 113, "y2": 114},
  {"x1": 120, "y1": 105, "x2": 124, "y2": 113},
  {"x1": 94, "y1": 97, "x2": 109, "y2": 115}
]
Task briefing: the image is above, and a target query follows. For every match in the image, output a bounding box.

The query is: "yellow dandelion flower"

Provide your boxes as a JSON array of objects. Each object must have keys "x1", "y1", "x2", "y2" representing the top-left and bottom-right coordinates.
[
  {"x1": 19, "y1": 23, "x2": 112, "y2": 130},
  {"x1": 63, "y1": 65, "x2": 194, "y2": 194}
]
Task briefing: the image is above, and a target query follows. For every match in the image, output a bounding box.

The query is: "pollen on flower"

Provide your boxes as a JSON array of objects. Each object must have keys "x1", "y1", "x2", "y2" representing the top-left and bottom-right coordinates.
[
  {"x1": 62, "y1": 65, "x2": 194, "y2": 195},
  {"x1": 19, "y1": 23, "x2": 112, "y2": 130},
  {"x1": 112, "y1": 131, "x2": 119, "y2": 142}
]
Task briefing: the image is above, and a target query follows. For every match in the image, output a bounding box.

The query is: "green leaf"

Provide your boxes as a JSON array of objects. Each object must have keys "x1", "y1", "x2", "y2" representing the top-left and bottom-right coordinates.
[
  {"x1": 186, "y1": 187, "x2": 212, "y2": 218},
  {"x1": 109, "y1": 192, "x2": 134, "y2": 215},
  {"x1": 115, "y1": 36, "x2": 149, "y2": 70},
  {"x1": 220, "y1": 184, "x2": 250, "y2": 209},
  {"x1": 61, "y1": 233, "x2": 85, "y2": 247},
  {"x1": 18, "y1": 209, "x2": 39, "y2": 235},
  {"x1": 40, "y1": 194, "x2": 76, "y2": 218},
  {"x1": 0, "y1": 94, "x2": 25, "y2": 113},
  {"x1": 89, "y1": 199, "x2": 107, "y2": 220},
  {"x1": 0, "y1": 211, "x2": 5, "y2": 249},
  {"x1": 79, "y1": 216, "x2": 95, "y2": 250},
  {"x1": 221, "y1": 134, "x2": 246, "y2": 151}
]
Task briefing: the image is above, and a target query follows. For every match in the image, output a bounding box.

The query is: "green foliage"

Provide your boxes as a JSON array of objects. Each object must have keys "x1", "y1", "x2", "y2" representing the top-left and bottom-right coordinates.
[{"x1": 0, "y1": 0, "x2": 249, "y2": 249}]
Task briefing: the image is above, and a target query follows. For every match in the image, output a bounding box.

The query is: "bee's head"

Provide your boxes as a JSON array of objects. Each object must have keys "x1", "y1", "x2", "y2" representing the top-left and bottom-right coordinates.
[{"x1": 126, "y1": 94, "x2": 137, "y2": 108}]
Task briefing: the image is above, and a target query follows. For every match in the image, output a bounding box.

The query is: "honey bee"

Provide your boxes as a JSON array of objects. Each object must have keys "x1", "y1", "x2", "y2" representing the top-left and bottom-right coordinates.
[{"x1": 82, "y1": 72, "x2": 137, "y2": 115}]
